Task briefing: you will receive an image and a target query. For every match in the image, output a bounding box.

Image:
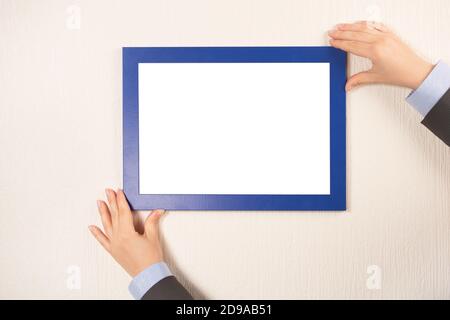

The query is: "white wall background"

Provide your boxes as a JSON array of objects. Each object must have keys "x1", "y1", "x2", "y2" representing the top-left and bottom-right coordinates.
[{"x1": 0, "y1": 0, "x2": 449, "y2": 299}]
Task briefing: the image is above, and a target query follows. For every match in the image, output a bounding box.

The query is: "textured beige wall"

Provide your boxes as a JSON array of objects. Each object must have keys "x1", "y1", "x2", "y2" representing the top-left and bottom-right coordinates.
[{"x1": 0, "y1": 0, "x2": 449, "y2": 299}]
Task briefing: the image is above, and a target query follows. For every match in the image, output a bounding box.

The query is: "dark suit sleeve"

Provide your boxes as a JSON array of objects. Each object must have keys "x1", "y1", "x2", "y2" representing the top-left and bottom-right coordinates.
[
  {"x1": 141, "y1": 276, "x2": 193, "y2": 300},
  {"x1": 421, "y1": 88, "x2": 450, "y2": 146}
]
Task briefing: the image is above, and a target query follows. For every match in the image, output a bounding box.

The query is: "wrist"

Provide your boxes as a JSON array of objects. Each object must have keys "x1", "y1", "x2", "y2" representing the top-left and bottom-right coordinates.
[{"x1": 409, "y1": 60, "x2": 434, "y2": 90}]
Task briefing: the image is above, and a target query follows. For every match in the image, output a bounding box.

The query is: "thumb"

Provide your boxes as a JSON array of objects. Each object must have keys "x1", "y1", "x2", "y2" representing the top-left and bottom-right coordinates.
[
  {"x1": 144, "y1": 209, "x2": 164, "y2": 238},
  {"x1": 346, "y1": 71, "x2": 379, "y2": 91}
]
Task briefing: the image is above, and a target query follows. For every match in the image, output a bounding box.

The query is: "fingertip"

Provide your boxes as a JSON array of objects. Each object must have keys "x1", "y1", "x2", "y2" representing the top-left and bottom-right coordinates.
[
  {"x1": 328, "y1": 26, "x2": 338, "y2": 34},
  {"x1": 105, "y1": 188, "x2": 114, "y2": 197},
  {"x1": 345, "y1": 84, "x2": 352, "y2": 92},
  {"x1": 144, "y1": 211, "x2": 155, "y2": 226},
  {"x1": 117, "y1": 189, "x2": 130, "y2": 203},
  {"x1": 328, "y1": 31, "x2": 339, "y2": 40},
  {"x1": 147, "y1": 209, "x2": 164, "y2": 222},
  {"x1": 329, "y1": 39, "x2": 338, "y2": 48}
]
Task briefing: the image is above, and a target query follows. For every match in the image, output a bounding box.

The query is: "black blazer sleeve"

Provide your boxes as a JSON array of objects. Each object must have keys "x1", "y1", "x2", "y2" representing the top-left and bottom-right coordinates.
[
  {"x1": 421, "y1": 88, "x2": 450, "y2": 146},
  {"x1": 141, "y1": 276, "x2": 193, "y2": 300}
]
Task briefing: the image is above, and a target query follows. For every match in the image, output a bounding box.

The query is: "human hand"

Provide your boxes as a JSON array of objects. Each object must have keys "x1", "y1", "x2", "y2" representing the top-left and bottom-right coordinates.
[
  {"x1": 328, "y1": 21, "x2": 434, "y2": 91},
  {"x1": 89, "y1": 188, "x2": 165, "y2": 277}
]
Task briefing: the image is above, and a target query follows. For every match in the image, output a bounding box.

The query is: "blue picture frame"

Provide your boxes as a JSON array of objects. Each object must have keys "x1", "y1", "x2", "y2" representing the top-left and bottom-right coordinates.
[{"x1": 123, "y1": 47, "x2": 346, "y2": 211}]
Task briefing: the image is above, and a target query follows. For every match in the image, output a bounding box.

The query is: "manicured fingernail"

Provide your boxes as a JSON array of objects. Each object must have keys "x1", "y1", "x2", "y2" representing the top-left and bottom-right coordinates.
[
  {"x1": 88, "y1": 225, "x2": 94, "y2": 232},
  {"x1": 97, "y1": 200, "x2": 102, "y2": 208}
]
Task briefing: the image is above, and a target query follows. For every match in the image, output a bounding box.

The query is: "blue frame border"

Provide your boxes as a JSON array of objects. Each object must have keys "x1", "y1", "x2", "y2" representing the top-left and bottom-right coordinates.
[{"x1": 123, "y1": 47, "x2": 346, "y2": 211}]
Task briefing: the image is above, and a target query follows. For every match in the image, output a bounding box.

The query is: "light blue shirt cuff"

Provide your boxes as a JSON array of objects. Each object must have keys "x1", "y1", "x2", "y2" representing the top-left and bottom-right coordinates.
[
  {"x1": 406, "y1": 60, "x2": 450, "y2": 117},
  {"x1": 128, "y1": 262, "x2": 173, "y2": 300}
]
